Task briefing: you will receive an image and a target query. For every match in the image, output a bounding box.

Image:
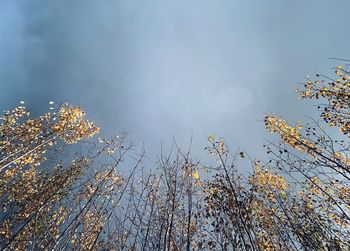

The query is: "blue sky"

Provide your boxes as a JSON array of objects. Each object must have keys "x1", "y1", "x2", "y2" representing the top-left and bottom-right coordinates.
[{"x1": 1, "y1": 0, "x2": 350, "y2": 160}]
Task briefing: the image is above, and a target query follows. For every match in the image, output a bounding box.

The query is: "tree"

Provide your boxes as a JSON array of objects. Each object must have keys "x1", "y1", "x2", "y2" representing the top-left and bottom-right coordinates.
[
  {"x1": 263, "y1": 64, "x2": 350, "y2": 249},
  {"x1": 2, "y1": 64, "x2": 350, "y2": 250},
  {"x1": 198, "y1": 64, "x2": 350, "y2": 250}
]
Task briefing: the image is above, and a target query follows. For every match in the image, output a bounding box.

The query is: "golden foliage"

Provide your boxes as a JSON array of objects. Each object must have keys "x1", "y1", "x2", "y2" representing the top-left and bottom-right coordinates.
[{"x1": 265, "y1": 115, "x2": 318, "y2": 155}]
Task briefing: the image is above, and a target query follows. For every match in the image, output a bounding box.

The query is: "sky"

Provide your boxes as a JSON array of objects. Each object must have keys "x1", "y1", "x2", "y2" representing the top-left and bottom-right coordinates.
[{"x1": 1, "y1": 0, "x2": 350, "y2": 161}]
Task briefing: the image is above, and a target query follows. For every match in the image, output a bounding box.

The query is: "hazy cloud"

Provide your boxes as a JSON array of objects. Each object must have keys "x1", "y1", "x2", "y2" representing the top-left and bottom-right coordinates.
[{"x1": 1, "y1": 0, "x2": 350, "y2": 161}]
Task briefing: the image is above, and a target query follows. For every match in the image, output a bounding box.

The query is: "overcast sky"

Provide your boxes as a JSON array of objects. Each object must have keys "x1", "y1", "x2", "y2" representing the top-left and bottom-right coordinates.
[{"x1": 1, "y1": 0, "x2": 350, "y2": 161}]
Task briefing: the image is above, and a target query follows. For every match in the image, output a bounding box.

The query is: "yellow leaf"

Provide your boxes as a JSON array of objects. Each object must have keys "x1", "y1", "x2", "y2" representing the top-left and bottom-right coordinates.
[{"x1": 193, "y1": 170, "x2": 200, "y2": 180}]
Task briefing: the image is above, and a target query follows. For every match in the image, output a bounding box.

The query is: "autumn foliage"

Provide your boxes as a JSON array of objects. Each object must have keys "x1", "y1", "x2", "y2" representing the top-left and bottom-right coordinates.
[{"x1": 1, "y1": 65, "x2": 350, "y2": 250}]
